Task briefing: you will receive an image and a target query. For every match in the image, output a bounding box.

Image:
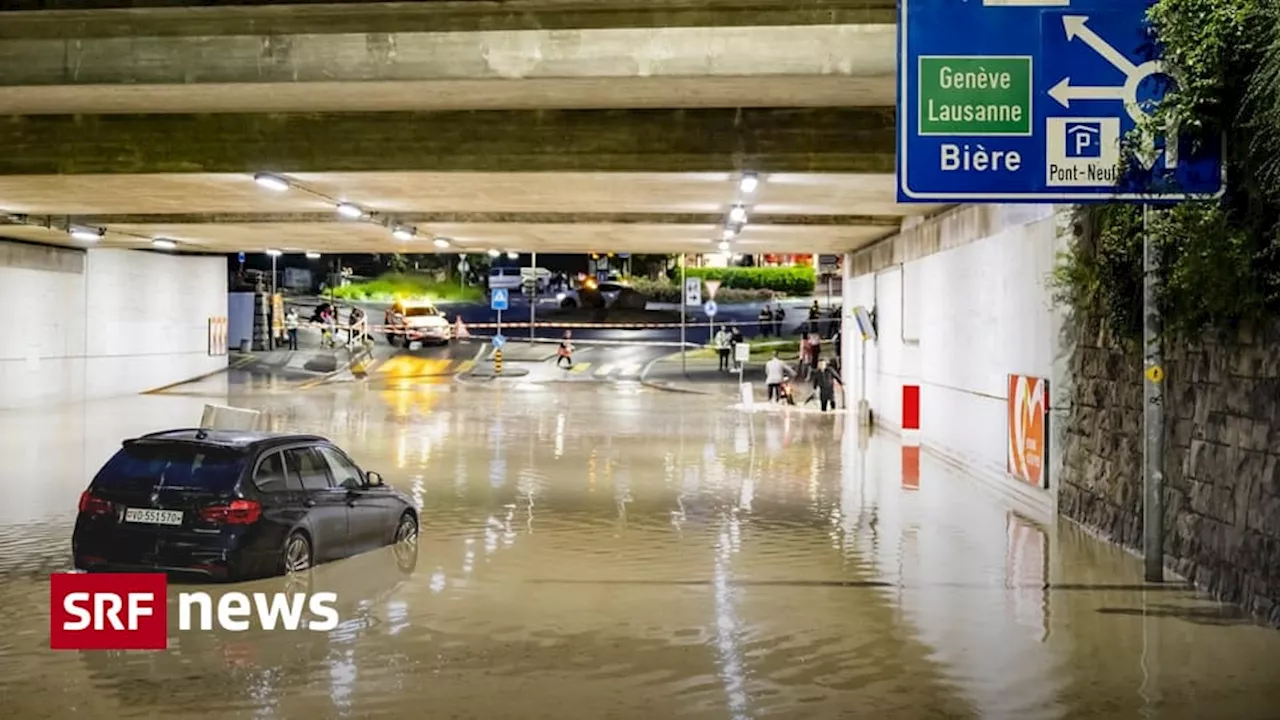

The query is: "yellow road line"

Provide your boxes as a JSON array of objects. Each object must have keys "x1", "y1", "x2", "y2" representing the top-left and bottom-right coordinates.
[
  {"x1": 569, "y1": 362, "x2": 592, "y2": 374},
  {"x1": 454, "y1": 359, "x2": 475, "y2": 374}
]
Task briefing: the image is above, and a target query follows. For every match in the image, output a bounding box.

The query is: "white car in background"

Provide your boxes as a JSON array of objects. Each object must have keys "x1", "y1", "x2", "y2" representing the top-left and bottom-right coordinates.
[
  {"x1": 489, "y1": 266, "x2": 551, "y2": 293},
  {"x1": 384, "y1": 300, "x2": 451, "y2": 346}
]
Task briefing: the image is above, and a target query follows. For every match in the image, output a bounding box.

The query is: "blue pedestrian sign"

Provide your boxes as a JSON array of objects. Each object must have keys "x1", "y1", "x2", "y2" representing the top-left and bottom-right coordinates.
[
  {"x1": 237, "y1": 251, "x2": 245, "y2": 263},
  {"x1": 490, "y1": 288, "x2": 509, "y2": 311},
  {"x1": 898, "y1": 0, "x2": 1224, "y2": 203},
  {"x1": 492, "y1": 334, "x2": 506, "y2": 349},
  {"x1": 703, "y1": 300, "x2": 718, "y2": 318}
]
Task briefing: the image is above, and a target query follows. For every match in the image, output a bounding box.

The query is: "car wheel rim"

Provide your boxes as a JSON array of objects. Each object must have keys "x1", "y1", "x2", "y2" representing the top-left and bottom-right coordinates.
[
  {"x1": 285, "y1": 536, "x2": 311, "y2": 573},
  {"x1": 395, "y1": 517, "x2": 418, "y2": 544}
]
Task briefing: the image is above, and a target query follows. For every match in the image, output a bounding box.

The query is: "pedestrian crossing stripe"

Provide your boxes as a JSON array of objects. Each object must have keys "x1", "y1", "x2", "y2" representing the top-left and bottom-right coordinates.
[
  {"x1": 378, "y1": 357, "x2": 471, "y2": 377},
  {"x1": 594, "y1": 363, "x2": 614, "y2": 377},
  {"x1": 569, "y1": 362, "x2": 592, "y2": 374},
  {"x1": 593, "y1": 362, "x2": 642, "y2": 378}
]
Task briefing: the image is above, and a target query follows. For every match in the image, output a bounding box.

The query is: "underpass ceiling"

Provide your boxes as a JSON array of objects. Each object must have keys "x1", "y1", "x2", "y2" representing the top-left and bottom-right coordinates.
[{"x1": 0, "y1": 172, "x2": 945, "y2": 254}]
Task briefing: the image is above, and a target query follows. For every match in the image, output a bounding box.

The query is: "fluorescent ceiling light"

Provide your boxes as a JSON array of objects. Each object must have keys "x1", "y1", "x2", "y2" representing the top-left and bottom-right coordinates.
[
  {"x1": 721, "y1": 228, "x2": 736, "y2": 240},
  {"x1": 739, "y1": 173, "x2": 759, "y2": 194},
  {"x1": 433, "y1": 237, "x2": 451, "y2": 249},
  {"x1": 151, "y1": 238, "x2": 177, "y2": 250},
  {"x1": 69, "y1": 226, "x2": 103, "y2": 242},
  {"x1": 506, "y1": 251, "x2": 518, "y2": 259},
  {"x1": 306, "y1": 251, "x2": 322, "y2": 259},
  {"x1": 265, "y1": 248, "x2": 282, "y2": 257},
  {"x1": 487, "y1": 249, "x2": 500, "y2": 257},
  {"x1": 729, "y1": 205, "x2": 748, "y2": 224},
  {"x1": 336, "y1": 202, "x2": 363, "y2": 219},
  {"x1": 253, "y1": 173, "x2": 290, "y2": 192},
  {"x1": 392, "y1": 226, "x2": 416, "y2": 241},
  {"x1": 717, "y1": 241, "x2": 730, "y2": 251}
]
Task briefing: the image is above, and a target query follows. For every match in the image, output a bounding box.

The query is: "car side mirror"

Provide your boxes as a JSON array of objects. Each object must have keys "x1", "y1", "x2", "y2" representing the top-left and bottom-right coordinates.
[{"x1": 366, "y1": 471, "x2": 384, "y2": 486}]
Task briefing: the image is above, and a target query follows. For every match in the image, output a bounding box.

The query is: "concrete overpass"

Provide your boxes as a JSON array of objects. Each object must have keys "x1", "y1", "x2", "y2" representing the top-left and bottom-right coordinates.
[{"x1": 0, "y1": 0, "x2": 936, "y2": 255}]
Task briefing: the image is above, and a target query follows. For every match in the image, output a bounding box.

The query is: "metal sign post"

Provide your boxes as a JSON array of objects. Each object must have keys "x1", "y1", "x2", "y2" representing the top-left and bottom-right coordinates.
[
  {"x1": 491, "y1": 288, "x2": 509, "y2": 368},
  {"x1": 1142, "y1": 204, "x2": 1164, "y2": 582},
  {"x1": 680, "y1": 256, "x2": 688, "y2": 375},
  {"x1": 529, "y1": 251, "x2": 538, "y2": 343}
]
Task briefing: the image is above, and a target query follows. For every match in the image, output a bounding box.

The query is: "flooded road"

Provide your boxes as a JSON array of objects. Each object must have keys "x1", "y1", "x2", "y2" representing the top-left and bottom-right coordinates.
[{"x1": 1, "y1": 370, "x2": 1279, "y2": 718}]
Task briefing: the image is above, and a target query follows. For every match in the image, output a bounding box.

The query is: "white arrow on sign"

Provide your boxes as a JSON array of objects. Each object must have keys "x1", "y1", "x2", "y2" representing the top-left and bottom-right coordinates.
[
  {"x1": 1062, "y1": 16, "x2": 1137, "y2": 76},
  {"x1": 1048, "y1": 77, "x2": 1124, "y2": 109}
]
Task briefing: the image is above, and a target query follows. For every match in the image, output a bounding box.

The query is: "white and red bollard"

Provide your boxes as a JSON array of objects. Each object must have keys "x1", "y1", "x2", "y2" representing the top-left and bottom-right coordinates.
[{"x1": 902, "y1": 384, "x2": 920, "y2": 490}]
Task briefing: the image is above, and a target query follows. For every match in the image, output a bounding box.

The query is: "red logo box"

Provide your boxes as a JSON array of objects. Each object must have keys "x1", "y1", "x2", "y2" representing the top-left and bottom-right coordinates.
[{"x1": 50, "y1": 573, "x2": 168, "y2": 650}]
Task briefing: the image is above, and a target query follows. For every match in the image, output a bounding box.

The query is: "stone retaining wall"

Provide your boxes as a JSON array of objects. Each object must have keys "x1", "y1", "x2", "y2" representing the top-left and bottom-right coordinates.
[{"x1": 1059, "y1": 317, "x2": 1280, "y2": 626}]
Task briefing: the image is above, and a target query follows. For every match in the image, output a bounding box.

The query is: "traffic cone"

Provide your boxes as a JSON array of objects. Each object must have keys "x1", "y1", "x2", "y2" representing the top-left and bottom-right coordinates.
[{"x1": 453, "y1": 316, "x2": 470, "y2": 339}]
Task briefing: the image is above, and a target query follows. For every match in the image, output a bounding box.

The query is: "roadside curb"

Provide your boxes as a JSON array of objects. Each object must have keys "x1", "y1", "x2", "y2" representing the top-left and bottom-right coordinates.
[{"x1": 143, "y1": 355, "x2": 257, "y2": 394}]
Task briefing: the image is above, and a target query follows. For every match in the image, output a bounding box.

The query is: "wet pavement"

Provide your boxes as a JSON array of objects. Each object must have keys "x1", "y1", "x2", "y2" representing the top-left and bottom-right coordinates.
[{"x1": 2, "y1": 368, "x2": 1280, "y2": 719}]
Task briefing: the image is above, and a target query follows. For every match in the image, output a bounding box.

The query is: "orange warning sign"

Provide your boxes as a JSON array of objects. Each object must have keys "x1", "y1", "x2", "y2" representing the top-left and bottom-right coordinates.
[{"x1": 1007, "y1": 374, "x2": 1048, "y2": 488}]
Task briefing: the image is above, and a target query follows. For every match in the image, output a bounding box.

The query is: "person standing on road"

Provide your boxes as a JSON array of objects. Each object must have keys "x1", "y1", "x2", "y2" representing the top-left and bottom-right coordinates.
[
  {"x1": 556, "y1": 330, "x2": 575, "y2": 369},
  {"x1": 764, "y1": 351, "x2": 794, "y2": 403},
  {"x1": 808, "y1": 301, "x2": 822, "y2": 335},
  {"x1": 758, "y1": 305, "x2": 773, "y2": 338},
  {"x1": 811, "y1": 358, "x2": 844, "y2": 412},
  {"x1": 285, "y1": 307, "x2": 300, "y2": 351},
  {"x1": 729, "y1": 326, "x2": 744, "y2": 371},
  {"x1": 713, "y1": 326, "x2": 732, "y2": 372},
  {"x1": 347, "y1": 306, "x2": 366, "y2": 346},
  {"x1": 773, "y1": 304, "x2": 785, "y2": 337}
]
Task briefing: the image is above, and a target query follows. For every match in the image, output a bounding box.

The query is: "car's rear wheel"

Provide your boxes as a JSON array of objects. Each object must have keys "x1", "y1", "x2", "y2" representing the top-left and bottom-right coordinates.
[
  {"x1": 282, "y1": 531, "x2": 313, "y2": 574},
  {"x1": 394, "y1": 512, "x2": 418, "y2": 544}
]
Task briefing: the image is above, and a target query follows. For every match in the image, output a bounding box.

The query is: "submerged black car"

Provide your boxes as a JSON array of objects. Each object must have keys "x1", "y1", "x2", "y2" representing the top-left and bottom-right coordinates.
[{"x1": 73, "y1": 429, "x2": 418, "y2": 581}]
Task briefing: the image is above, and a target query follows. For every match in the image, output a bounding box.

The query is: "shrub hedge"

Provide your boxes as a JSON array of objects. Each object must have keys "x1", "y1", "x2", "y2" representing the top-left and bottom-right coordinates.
[
  {"x1": 662, "y1": 266, "x2": 815, "y2": 294},
  {"x1": 329, "y1": 273, "x2": 484, "y2": 303}
]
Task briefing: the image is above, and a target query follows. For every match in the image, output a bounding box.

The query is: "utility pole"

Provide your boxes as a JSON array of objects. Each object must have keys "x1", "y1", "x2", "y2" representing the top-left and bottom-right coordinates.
[
  {"x1": 680, "y1": 253, "x2": 687, "y2": 376},
  {"x1": 1142, "y1": 204, "x2": 1165, "y2": 582},
  {"x1": 530, "y1": 251, "x2": 538, "y2": 343}
]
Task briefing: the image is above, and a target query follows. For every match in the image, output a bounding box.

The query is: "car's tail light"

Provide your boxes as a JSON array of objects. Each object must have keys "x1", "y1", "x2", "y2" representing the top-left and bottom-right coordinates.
[
  {"x1": 78, "y1": 491, "x2": 113, "y2": 516},
  {"x1": 199, "y1": 499, "x2": 262, "y2": 525}
]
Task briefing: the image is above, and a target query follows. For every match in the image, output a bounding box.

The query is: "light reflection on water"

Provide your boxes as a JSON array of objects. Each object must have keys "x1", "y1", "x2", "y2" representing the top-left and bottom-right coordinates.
[{"x1": 0, "y1": 380, "x2": 1276, "y2": 718}]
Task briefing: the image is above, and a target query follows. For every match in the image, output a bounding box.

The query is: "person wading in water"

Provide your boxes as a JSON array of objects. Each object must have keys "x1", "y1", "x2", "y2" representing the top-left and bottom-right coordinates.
[{"x1": 556, "y1": 330, "x2": 575, "y2": 369}]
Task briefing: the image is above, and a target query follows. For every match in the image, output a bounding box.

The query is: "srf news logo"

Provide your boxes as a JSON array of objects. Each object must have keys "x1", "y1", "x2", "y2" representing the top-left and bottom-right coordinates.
[{"x1": 50, "y1": 573, "x2": 339, "y2": 650}]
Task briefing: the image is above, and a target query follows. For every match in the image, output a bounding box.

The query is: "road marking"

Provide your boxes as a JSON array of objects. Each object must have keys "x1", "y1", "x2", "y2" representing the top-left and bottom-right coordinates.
[
  {"x1": 594, "y1": 363, "x2": 615, "y2": 377},
  {"x1": 455, "y1": 359, "x2": 475, "y2": 374},
  {"x1": 569, "y1": 362, "x2": 592, "y2": 374},
  {"x1": 617, "y1": 363, "x2": 642, "y2": 377}
]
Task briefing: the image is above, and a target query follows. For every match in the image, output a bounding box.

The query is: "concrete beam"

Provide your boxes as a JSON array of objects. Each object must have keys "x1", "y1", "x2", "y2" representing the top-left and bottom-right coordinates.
[
  {"x1": 0, "y1": 1, "x2": 896, "y2": 38},
  {"x1": 0, "y1": 237, "x2": 84, "y2": 273},
  {"x1": 0, "y1": 23, "x2": 894, "y2": 114},
  {"x1": 0, "y1": 108, "x2": 896, "y2": 175},
  {"x1": 69, "y1": 211, "x2": 906, "y2": 227}
]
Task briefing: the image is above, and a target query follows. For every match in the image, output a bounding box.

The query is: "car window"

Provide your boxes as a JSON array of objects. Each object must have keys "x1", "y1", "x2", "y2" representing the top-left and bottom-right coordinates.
[
  {"x1": 284, "y1": 447, "x2": 332, "y2": 491},
  {"x1": 93, "y1": 443, "x2": 246, "y2": 493},
  {"x1": 404, "y1": 306, "x2": 438, "y2": 317},
  {"x1": 253, "y1": 451, "x2": 291, "y2": 493},
  {"x1": 317, "y1": 447, "x2": 363, "y2": 489}
]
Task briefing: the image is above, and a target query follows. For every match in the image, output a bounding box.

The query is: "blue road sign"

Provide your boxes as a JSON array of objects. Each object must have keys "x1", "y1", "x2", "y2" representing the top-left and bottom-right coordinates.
[
  {"x1": 492, "y1": 334, "x2": 506, "y2": 349},
  {"x1": 490, "y1": 288, "x2": 509, "y2": 311},
  {"x1": 898, "y1": 0, "x2": 1224, "y2": 203},
  {"x1": 704, "y1": 300, "x2": 718, "y2": 318},
  {"x1": 237, "y1": 251, "x2": 245, "y2": 263}
]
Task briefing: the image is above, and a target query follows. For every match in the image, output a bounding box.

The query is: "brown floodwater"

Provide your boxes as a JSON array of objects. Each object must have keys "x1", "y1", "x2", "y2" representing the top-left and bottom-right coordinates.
[{"x1": 1, "y1": 370, "x2": 1279, "y2": 719}]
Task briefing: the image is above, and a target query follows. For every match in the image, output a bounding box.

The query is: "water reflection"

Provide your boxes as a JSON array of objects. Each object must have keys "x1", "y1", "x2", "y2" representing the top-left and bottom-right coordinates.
[{"x1": 0, "y1": 380, "x2": 1278, "y2": 718}]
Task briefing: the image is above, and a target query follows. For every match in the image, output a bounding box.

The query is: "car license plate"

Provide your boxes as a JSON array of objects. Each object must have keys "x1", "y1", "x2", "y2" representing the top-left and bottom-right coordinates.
[{"x1": 124, "y1": 508, "x2": 184, "y2": 526}]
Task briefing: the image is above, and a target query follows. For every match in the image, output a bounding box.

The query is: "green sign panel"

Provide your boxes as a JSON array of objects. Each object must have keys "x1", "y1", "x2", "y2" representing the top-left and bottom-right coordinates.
[{"x1": 918, "y1": 56, "x2": 1033, "y2": 136}]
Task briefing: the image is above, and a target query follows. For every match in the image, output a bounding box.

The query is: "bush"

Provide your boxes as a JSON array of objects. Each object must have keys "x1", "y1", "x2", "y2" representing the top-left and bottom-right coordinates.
[
  {"x1": 330, "y1": 273, "x2": 483, "y2": 303},
  {"x1": 661, "y1": 266, "x2": 816, "y2": 294}
]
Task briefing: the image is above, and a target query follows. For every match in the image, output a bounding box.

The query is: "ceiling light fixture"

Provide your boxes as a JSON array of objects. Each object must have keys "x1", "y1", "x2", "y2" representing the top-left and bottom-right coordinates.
[
  {"x1": 392, "y1": 225, "x2": 416, "y2": 241},
  {"x1": 151, "y1": 238, "x2": 177, "y2": 250},
  {"x1": 718, "y1": 240, "x2": 731, "y2": 252},
  {"x1": 506, "y1": 251, "x2": 518, "y2": 260},
  {"x1": 739, "y1": 172, "x2": 759, "y2": 194},
  {"x1": 265, "y1": 248, "x2": 282, "y2": 257},
  {"x1": 336, "y1": 202, "x2": 363, "y2": 219},
  {"x1": 721, "y1": 228, "x2": 737, "y2": 240},
  {"x1": 729, "y1": 205, "x2": 748, "y2": 224},
  {"x1": 306, "y1": 251, "x2": 322, "y2": 259},
  {"x1": 487, "y1": 249, "x2": 500, "y2": 257},
  {"x1": 433, "y1": 237, "x2": 451, "y2": 249},
  {"x1": 253, "y1": 173, "x2": 290, "y2": 192},
  {"x1": 69, "y1": 226, "x2": 104, "y2": 242}
]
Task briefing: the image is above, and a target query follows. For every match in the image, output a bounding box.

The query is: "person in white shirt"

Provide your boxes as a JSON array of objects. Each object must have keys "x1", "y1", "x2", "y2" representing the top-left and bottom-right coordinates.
[
  {"x1": 764, "y1": 351, "x2": 794, "y2": 403},
  {"x1": 713, "y1": 327, "x2": 732, "y2": 372}
]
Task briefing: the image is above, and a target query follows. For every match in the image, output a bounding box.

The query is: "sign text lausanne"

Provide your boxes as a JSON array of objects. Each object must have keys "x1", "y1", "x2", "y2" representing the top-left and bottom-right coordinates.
[{"x1": 898, "y1": 0, "x2": 1223, "y2": 203}]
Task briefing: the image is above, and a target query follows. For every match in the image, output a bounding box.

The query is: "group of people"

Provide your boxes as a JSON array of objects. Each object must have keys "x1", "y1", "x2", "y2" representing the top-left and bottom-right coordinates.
[
  {"x1": 807, "y1": 300, "x2": 842, "y2": 338},
  {"x1": 280, "y1": 304, "x2": 367, "y2": 351},
  {"x1": 712, "y1": 325, "x2": 746, "y2": 372},
  {"x1": 756, "y1": 304, "x2": 787, "y2": 337},
  {"x1": 764, "y1": 351, "x2": 843, "y2": 412}
]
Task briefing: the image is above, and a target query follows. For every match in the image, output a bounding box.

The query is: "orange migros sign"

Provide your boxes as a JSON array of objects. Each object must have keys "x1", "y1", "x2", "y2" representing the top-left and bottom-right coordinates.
[{"x1": 1007, "y1": 374, "x2": 1048, "y2": 488}]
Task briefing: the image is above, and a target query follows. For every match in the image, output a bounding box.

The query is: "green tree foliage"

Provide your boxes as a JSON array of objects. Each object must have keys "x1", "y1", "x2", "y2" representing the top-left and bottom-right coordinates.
[
  {"x1": 667, "y1": 266, "x2": 816, "y2": 295},
  {"x1": 1055, "y1": 0, "x2": 1280, "y2": 340}
]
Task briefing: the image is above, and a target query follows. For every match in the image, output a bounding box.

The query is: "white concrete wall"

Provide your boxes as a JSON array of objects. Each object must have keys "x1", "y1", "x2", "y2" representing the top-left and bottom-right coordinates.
[
  {"x1": 845, "y1": 205, "x2": 1067, "y2": 506},
  {"x1": 0, "y1": 244, "x2": 226, "y2": 409}
]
